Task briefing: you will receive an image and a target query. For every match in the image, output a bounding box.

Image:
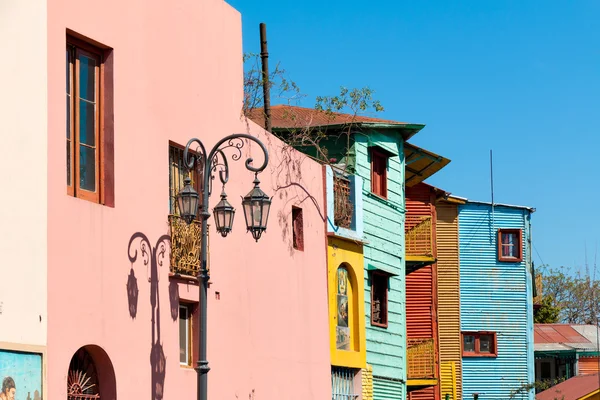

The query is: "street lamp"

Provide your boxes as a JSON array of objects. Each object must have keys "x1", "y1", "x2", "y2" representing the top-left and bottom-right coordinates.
[{"x1": 176, "y1": 134, "x2": 270, "y2": 400}]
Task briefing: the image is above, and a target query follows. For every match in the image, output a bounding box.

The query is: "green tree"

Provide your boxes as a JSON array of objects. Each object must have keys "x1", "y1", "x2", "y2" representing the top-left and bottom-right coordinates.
[{"x1": 534, "y1": 295, "x2": 560, "y2": 323}]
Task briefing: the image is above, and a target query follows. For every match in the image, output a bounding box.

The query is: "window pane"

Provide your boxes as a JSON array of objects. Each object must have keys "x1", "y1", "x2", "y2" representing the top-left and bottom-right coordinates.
[
  {"x1": 80, "y1": 145, "x2": 96, "y2": 191},
  {"x1": 372, "y1": 273, "x2": 388, "y2": 326},
  {"x1": 463, "y1": 335, "x2": 475, "y2": 352},
  {"x1": 336, "y1": 267, "x2": 350, "y2": 350},
  {"x1": 67, "y1": 141, "x2": 71, "y2": 185},
  {"x1": 66, "y1": 49, "x2": 71, "y2": 93},
  {"x1": 179, "y1": 306, "x2": 188, "y2": 364},
  {"x1": 480, "y1": 335, "x2": 492, "y2": 353},
  {"x1": 79, "y1": 100, "x2": 96, "y2": 146},
  {"x1": 79, "y1": 55, "x2": 96, "y2": 101}
]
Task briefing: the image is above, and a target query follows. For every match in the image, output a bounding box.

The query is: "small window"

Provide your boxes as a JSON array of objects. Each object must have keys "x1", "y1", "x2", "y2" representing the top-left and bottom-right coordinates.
[
  {"x1": 462, "y1": 332, "x2": 497, "y2": 357},
  {"x1": 336, "y1": 266, "x2": 351, "y2": 350},
  {"x1": 179, "y1": 304, "x2": 193, "y2": 365},
  {"x1": 292, "y1": 207, "x2": 304, "y2": 251},
  {"x1": 371, "y1": 272, "x2": 388, "y2": 328},
  {"x1": 331, "y1": 366, "x2": 358, "y2": 399},
  {"x1": 66, "y1": 34, "x2": 114, "y2": 205},
  {"x1": 498, "y1": 229, "x2": 523, "y2": 262},
  {"x1": 541, "y1": 361, "x2": 551, "y2": 380},
  {"x1": 370, "y1": 149, "x2": 388, "y2": 198}
]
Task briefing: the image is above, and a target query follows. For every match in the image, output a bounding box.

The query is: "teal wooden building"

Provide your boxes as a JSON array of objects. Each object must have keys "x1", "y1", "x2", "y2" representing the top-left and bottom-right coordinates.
[{"x1": 249, "y1": 105, "x2": 449, "y2": 400}]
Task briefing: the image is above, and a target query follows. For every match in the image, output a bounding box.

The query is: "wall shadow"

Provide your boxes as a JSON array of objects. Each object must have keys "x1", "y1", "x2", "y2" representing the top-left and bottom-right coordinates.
[{"x1": 127, "y1": 232, "x2": 171, "y2": 400}]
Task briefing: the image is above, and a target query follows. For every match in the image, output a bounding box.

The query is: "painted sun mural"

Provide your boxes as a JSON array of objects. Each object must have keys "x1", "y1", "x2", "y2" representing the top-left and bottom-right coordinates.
[{"x1": 336, "y1": 266, "x2": 350, "y2": 350}]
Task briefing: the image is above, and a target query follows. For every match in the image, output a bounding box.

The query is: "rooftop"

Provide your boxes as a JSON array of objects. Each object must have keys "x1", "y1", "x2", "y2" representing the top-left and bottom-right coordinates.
[
  {"x1": 536, "y1": 373, "x2": 600, "y2": 400},
  {"x1": 246, "y1": 105, "x2": 425, "y2": 140},
  {"x1": 535, "y1": 324, "x2": 599, "y2": 353}
]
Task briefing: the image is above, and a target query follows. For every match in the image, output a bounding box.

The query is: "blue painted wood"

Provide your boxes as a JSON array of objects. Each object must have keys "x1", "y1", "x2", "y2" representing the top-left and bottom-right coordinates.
[{"x1": 458, "y1": 202, "x2": 535, "y2": 400}]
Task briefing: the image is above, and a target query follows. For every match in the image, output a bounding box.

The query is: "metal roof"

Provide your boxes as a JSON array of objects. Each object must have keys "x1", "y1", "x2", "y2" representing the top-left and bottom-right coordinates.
[
  {"x1": 404, "y1": 143, "x2": 451, "y2": 187},
  {"x1": 534, "y1": 324, "x2": 599, "y2": 352},
  {"x1": 536, "y1": 373, "x2": 600, "y2": 400}
]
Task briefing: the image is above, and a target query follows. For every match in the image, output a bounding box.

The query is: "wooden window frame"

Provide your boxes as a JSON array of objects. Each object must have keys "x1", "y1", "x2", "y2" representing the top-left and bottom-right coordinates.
[
  {"x1": 461, "y1": 331, "x2": 498, "y2": 357},
  {"x1": 370, "y1": 148, "x2": 388, "y2": 199},
  {"x1": 179, "y1": 303, "x2": 196, "y2": 366},
  {"x1": 370, "y1": 271, "x2": 389, "y2": 328},
  {"x1": 292, "y1": 206, "x2": 304, "y2": 251},
  {"x1": 67, "y1": 34, "x2": 114, "y2": 206},
  {"x1": 497, "y1": 229, "x2": 523, "y2": 262}
]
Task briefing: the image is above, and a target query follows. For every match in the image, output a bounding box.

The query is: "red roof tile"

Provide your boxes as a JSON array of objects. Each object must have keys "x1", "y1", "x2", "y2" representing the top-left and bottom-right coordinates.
[
  {"x1": 535, "y1": 324, "x2": 591, "y2": 344},
  {"x1": 246, "y1": 105, "x2": 416, "y2": 130},
  {"x1": 536, "y1": 374, "x2": 600, "y2": 400}
]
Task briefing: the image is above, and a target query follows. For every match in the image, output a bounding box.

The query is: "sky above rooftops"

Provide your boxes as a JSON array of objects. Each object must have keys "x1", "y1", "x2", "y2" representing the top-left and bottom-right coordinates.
[{"x1": 229, "y1": 0, "x2": 600, "y2": 274}]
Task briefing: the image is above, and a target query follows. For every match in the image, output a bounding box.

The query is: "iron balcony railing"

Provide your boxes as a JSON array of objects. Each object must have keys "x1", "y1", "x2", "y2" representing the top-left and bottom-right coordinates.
[
  {"x1": 407, "y1": 338, "x2": 436, "y2": 379},
  {"x1": 169, "y1": 214, "x2": 206, "y2": 276},
  {"x1": 333, "y1": 176, "x2": 353, "y2": 229},
  {"x1": 405, "y1": 215, "x2": 434, "y2": 258}
]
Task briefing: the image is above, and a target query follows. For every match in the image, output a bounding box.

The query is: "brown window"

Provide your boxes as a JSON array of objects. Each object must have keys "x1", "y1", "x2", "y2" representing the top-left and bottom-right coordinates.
[
  {"x1": 371, "y1": 149, "x2": 388, "y2": 198},
  {"x1": 371, "y1": 272, "x2": 388, "y2": 328},
  {"x1": 169, "y1": 144, "x2": 201, "y2": 215},
  {"x1": 498, "y1": 229, "x2": 523, "y2": 262},
  {"x1": 66, "y1": 34, "x2": 114, "y2": 206},
  {"x1": 292, "y1": 207, "x2": 304, "y2": 251},
  {"x1": 462, "y1": 332, "x2": 497, "y2": 357},
  {"x1": 179, "y1": 303, "x2": 196, "y2": 366}
]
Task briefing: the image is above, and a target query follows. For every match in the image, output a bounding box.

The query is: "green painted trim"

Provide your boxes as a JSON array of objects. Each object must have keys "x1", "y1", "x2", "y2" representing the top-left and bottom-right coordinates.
[
  {"x1": 367, "y1": 264, "x2": 399, "y2": 276},
  {"x1": 364, "y1": 191, "x2": 405, "y2": 212}
]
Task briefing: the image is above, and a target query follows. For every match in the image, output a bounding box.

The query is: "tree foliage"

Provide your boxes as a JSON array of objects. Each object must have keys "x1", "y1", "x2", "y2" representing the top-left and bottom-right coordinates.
[
  {"x1": 534, "y1": 294, "x2": 561, "y2": 324},
  {"x1": 242, "y1": 53, "x2": 384, "y2": 173},
  {"x1": 540, "y1": 266, "x2": 600, "y2": 324}
]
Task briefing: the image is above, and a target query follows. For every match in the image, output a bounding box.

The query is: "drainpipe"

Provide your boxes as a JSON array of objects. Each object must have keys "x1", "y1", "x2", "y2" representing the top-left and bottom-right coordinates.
[{"x1": 259, "y1": 22, "x2": 272, "y2": 132}]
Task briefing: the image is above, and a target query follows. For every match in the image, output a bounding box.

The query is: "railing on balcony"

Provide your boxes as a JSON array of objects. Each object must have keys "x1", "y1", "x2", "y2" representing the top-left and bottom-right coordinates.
[
  {"x1": 169, "y1": 214, "x2": 206, "y2": 276},
  {"x1": 407, "y1": 338, "x2": 436, "y2": 379},
  {"x1": 405, "y1": 215, "x2": 433, "y2": 258},
  {"x1": 334, "y1": 176, "x2": 353, "y2": 228}
]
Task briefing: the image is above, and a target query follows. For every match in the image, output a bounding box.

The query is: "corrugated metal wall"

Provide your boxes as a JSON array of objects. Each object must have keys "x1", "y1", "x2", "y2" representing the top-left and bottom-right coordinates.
[
  {"x1": 579, "y1": 357, "x2": 600, "y2": 375},
  {"x1": 435, "y1": 202, "x2": 462, "y2": 399},
  {"x1": 440, "y1": 362, "x2": 457, "y2": 400},
  {"x1": 458, "y1": 203, "x2": 534, "y2": 400},
  {"x1": 406, "y1": 184, "x2": 438, "y2": 400}
]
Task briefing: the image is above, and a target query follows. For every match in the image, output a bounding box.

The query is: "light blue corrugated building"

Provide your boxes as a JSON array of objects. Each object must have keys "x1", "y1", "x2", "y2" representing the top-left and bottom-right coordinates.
[{"x1": 458, "y1": 201, "x2": 535, "y2": 400}]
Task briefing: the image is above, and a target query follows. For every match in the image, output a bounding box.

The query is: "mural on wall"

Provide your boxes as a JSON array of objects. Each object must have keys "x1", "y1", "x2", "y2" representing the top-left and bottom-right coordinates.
[
  {"x1": 0, "y1": 350, "x2": 42, "y2": 400},
  {"x1": 336, "y1": 266, "x2": 350, "y2": 350}
]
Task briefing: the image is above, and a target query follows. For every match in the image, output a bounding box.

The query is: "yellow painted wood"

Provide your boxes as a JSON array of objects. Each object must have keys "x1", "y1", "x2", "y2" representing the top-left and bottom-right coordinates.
[
  {"x1": 580, "y1": 390, "x2": 600, "y2": 400},
  {"x1": 436, "y1": 202, "x2": 463, "y2": 399},
  {"x1": 406, "y1": 378, "x2": 439, "y2": 386},
  {"x1": 405, "y1": 255, "x2": 436, "y2": 263},
  {"x1": 440, "y1": 361, "x2": 457, "y2": 399},
  {"x1": 328, "y1": 237, "x2": 367, "y2": 368}
]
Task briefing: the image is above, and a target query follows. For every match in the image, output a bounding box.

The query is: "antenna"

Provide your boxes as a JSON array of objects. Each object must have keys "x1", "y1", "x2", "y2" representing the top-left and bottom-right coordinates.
[
  {"x1": 490, "y1": 150, "x2": 495, "y2": 232},
  {"x1": 490, "y1": 149, "x2": 495, "y2": 205}
]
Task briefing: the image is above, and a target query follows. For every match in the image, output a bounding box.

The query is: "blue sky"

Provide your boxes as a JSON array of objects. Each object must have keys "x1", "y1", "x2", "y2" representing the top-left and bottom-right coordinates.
[{"x1": 229, "y1": 0, "x2": 600, "y2": 274}]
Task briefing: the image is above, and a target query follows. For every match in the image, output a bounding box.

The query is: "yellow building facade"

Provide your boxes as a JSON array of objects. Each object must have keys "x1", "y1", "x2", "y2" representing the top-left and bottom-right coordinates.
[{"x1": 328, "y1": 237, "x2": 366, "y2": 369}]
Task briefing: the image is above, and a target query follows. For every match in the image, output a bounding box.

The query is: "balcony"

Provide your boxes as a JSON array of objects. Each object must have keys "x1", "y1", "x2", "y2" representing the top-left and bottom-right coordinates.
[
  {"x1": 168, "y1": 215, "x2": 207, "y2": 277},
  {"x1": 334, "y1": 176, "x2": 353, "y2": 229},
  {"x1": 407, "y1": 338, "x2": 438, "y2": 391},
  {"x1": 405, "y1": 215, "x2": 435, "y2": 273}
]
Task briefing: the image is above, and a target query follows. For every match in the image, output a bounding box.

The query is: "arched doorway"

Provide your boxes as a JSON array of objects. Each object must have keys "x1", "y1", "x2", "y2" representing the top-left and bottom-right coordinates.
[{"x1": 67, "y1": 346, "x2": 116, "y2": 400}]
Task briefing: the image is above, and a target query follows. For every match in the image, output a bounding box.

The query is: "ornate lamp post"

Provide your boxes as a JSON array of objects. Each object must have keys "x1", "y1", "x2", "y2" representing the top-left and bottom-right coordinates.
[{"x1": 177, "y1": 134, "x2": 271, "y2": 400}]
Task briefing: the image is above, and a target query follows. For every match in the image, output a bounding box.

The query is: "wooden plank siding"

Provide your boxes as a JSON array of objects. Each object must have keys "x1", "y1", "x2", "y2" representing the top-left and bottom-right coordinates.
[
  {"x1": 406, "y1": 184, "x2": 439, "y2": 400},
  {"x1": 458, "y1": 203, "x2": 535, "y2": 400},
  {"x1": 435, "y1": 202, "x2": 462, "y2": 399},
  {"x1": 353, "y1": 132, "x2": 407, "y2": 399}
]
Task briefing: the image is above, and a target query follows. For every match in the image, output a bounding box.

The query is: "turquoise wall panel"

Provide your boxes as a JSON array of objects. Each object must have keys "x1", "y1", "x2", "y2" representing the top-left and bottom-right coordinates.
[
  {"x1": 354, "y1": 132, "x2": 407, "y2": 397},
  {"x1": 458, "y1": 203, "x2": 534, "y2": 400}
]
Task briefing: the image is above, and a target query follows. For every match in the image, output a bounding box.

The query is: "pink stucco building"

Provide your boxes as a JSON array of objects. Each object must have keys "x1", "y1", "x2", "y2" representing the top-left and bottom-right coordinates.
[{"x1": 0, "y1": 0, "x2": 331, "y2": 398}]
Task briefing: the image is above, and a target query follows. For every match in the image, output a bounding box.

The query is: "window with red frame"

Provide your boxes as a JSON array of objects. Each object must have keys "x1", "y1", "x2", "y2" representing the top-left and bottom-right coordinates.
[
  {"x1": 370, "y1": 272, "x2": 388, "y2": 328},
  {"x1": 462, "y1": 332, "x2": 497, "y2": 357},
  {"x1": 498, "y1": 229, "x2": 522, "y2": 262},
  {"x1": 370, "y1": 149, "x2": 388, "y2": 198}
]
